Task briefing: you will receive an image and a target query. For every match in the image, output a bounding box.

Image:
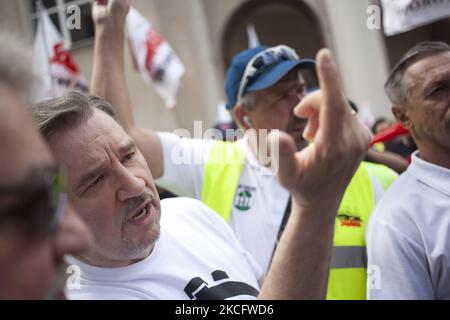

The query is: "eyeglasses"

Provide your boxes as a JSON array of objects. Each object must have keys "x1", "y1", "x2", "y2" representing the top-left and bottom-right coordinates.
[
  {"x1": 0, "y1": 166, "x2": 66, "y2": 237},
  {"x1": 237, "y1": 45, "x2": 300, "y2": 104}
]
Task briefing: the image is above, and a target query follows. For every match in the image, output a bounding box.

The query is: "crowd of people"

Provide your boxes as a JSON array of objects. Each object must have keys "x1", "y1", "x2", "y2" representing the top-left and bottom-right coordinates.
[{"x1": 1, "y1": 0, "x2": 449, "y2": 300}]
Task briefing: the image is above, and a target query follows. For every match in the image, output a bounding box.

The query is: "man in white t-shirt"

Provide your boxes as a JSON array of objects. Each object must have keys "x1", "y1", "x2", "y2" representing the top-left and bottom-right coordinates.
[
  {"x1": 65, "y1": 197, "x2": 262, "y2": 299},
  {"x1": 90, "y1": 0, "x2": 396, "y2": 300},
  {"x1": 367, "y1": 41, "x2": 450, "y2": 300},
  {"x1": 30, "y1": 39, "x2": 370, "y2": 301}
]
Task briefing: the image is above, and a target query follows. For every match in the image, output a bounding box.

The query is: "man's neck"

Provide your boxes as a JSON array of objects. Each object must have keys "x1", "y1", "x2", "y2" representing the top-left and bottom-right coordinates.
[
  {"x1": 417, "y1": 143, "x2": 450, "y2": 169},
  {"x1": 75, "y1": 246, "x2": 153, "y2": 268}
]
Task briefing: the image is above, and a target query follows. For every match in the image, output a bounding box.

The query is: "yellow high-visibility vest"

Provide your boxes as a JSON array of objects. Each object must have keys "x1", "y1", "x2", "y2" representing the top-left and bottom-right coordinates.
[{"x1": 202, "y1": 141, "x2": 396, "y2": 300}]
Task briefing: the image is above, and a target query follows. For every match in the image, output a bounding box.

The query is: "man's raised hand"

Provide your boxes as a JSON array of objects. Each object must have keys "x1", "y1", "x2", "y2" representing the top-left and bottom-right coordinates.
[
  {"x1": 272, "y1": 49, "x2": 371, "y2": 209},
  {"x1": 92, "y1": 0, "x2": 130, "y2": 27}
]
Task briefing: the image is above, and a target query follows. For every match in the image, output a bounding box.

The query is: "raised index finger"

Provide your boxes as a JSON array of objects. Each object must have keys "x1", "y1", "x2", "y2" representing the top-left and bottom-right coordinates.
[{"x1": 315, "y1": 49, "x2": 351, "y2": 139}]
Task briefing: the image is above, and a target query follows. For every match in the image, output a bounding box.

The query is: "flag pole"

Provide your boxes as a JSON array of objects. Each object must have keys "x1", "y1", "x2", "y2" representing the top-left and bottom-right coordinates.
[
  {"x1": 36, "y1": 0, "x2": 56, "y2": 98},
  {"x1": 246, "y1": 24, "x2": 260, "y2": 48}
]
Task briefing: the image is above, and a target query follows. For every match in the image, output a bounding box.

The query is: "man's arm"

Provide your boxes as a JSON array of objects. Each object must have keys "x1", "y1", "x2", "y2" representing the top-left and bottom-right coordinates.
[
  {"x1": 91, "y1": 0, "x2": 164, "y2": 178},
  {"x1": 259, "y1": 49, "x2": 371, "y2": 299},
  {"x1": 366, "y1": 148, "x2": 408, "y2": 174}
]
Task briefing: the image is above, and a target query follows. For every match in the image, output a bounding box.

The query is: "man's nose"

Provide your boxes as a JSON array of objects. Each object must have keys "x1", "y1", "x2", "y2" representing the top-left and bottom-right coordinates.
[
  {"x1": 296, "y1": 88, "x2": 308, "y2": 103},
  {"x1": 53, "y1": 204, "x2": 93, "y2": 259},
  {"x1": 116, "y1": 167, "x2": 146, "y2": 202},
  {"x1": 288, "y1": 89, "x2": 304, "y2": 109}
]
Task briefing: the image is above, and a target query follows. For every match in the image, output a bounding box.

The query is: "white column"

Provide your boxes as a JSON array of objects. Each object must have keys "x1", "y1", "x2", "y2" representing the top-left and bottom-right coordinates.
[{"x1": 323, "y1": 0, "x2": 392, "y2": 119}]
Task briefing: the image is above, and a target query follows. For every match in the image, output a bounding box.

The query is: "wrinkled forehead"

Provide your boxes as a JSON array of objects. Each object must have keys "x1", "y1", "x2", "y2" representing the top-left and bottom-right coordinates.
[
  {"x1": 280, "y1": 68, "x2": 305, "y2": 83},
  {"x1": 264, "y1": 68, "x2": 305, "y2": 94},
  {"x1": 48, "y1": 109, "x2": 129, "y2": 171},
  {"x1": 406, "y1": 52, "x2": 450, "y2": 86}
]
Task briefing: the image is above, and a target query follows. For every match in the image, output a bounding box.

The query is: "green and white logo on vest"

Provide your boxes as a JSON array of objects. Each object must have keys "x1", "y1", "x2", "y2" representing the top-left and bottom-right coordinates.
[{"x1": 234, "y1": 185, "x2": 256, "y2": 211}]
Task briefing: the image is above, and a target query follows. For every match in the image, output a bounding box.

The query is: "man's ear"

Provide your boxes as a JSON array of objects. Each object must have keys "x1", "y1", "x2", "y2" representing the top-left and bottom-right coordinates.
[
  {"x1": 392, "y1": 104, "x2": 412, "y2": 129},
  {"x1": 232, "y1": 104, "x2": 252, "y2": 130}
]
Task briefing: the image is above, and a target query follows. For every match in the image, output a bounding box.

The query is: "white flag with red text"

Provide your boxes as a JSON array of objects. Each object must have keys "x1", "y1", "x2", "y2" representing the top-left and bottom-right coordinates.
[
  {"x1": 382, "y1": 0, "x2": 450, "y2": 36},
  {"x1": 33, "y1": 4, "x2": 88, "y2": 101},
  {"x1": 126, "y1": 7, "x2": 185, "y2": 108}
]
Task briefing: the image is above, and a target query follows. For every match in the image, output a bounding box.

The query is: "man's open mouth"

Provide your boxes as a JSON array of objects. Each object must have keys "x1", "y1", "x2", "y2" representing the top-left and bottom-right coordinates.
[{"x1": 128, "y1": 199, "x2": 152, "y2": 222}]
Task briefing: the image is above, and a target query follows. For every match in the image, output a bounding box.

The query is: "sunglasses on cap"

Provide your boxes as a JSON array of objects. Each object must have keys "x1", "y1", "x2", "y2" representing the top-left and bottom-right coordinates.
[
  {"x1": 236, "y1": 45, "x2": 300, "y2": 104},
  {"x1": 0, "y1": 166, "x2": 66, "y2": 237}
]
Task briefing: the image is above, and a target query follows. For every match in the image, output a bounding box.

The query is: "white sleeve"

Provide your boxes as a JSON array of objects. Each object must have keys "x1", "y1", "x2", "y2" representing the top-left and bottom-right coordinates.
[
  {"x1": 155, "y1": 132, "x2": 213, "y2": 200},
  {"x1": 366, "y1": 216, "x2": 434, "y2": 300}
]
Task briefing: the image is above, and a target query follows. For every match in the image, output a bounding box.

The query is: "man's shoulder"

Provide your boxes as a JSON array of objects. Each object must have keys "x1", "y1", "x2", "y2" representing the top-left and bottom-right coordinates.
[
  {"x1": 369, "y1": 169, "x2": 422, "y2": 229},
  {"x1": 160, "y1": 197, "x2": 229, "y2": 229},
  {"x1": 159, "y1": 197, "x2": 262, "y2": 286},
  {"x1": 378, "y1": 167, "x2": 419, "y2": 200},
  {"x1": 160, "y1": 197, "x2": 212, "y2": 215},
  {"x1": 362, "y1": 161, "x2": 398, "y2": 190},
  {"x1": 156, "y1": 132, "x2": 217, "y2": 168},
  {"x1": 157, "y1": 132, "x2": 215, "y2": 153}
]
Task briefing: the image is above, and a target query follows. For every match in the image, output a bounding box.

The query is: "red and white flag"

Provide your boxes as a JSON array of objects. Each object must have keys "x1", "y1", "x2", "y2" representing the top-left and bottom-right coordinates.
[
  {"x1": 33, "y1": 2, "x2": 88, "y2": 101},
  {"x1": 126, "y1": 7, "x2": 185, "y2": 108},
  {"x1": 382, "y1": 0, "x2": 450, "y2": 36}
]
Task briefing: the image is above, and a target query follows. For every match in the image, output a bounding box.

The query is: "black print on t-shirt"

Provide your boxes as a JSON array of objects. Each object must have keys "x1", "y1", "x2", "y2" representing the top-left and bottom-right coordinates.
[{"x1": 184, "y1": 270, "x2": 259, "y2": 300}]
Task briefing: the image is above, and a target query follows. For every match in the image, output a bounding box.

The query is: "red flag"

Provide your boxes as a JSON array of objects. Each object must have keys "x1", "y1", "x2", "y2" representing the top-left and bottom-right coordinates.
[
  {"x1": 370, "y1": 123, "x2": 409, "y2": 146},
  {"x1": 126, "y1": 7, "x2": 185, "y2": 108}
]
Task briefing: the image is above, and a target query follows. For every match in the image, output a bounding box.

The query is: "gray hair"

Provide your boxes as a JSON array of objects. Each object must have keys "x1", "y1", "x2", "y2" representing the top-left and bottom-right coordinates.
[
  {"x1": 385, "y1": 41, "x2": 450, "y2": 106},
  {"x1": 0, "y1": 33, "x2": 38, "y2": 104},
  {"x1": 30, "y1": 91, "x2": 116, "y2": 140}
]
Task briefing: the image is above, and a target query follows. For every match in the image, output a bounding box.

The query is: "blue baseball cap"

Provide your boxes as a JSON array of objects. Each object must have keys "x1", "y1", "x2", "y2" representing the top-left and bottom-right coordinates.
[{"x1": 225, "y1": 45, "x2": 316, "y2": 110}]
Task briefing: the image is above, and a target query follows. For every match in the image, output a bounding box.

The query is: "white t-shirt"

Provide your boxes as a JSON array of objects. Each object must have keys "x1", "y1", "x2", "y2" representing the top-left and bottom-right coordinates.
[
  {"x1": 65, "y1": 197, "x2": 261, "y2": 300},
  {"x1": 156, "y1": 132, "x2": 385, "y2": 274},
  {"x1": 367, "y1": 152, "x2": 450, "y2": 300}
]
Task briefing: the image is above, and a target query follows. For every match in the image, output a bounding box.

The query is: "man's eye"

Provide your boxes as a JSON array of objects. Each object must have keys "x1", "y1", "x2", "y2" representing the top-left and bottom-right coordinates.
[
  {"x1": 296, "y1": 86, "x2": 306, "y2": 95},
  {"x1": 88, "y1": 175, "x2": 103, "y2": 190},
  {"x1": 428, "y1": 84, "x2": 447, "y2": 97},
  {"x1": 275, "y1": 92, "x2": 288, "y2": 102},
  {"x1": 124, "y1": 152, "x2": 136, "y2": 163}
]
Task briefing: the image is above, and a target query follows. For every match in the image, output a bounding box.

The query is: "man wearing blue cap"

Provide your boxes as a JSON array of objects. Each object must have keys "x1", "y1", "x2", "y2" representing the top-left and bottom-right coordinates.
[
  {"x1": 224, "y1": 44, "x2": 315, "y2": 154},
  {"x1": 208, "y1": 45, "x2": 394, "y2": 300},
  {"x1": 90, "y1": 0, "x2": 394, "y2": 300}
]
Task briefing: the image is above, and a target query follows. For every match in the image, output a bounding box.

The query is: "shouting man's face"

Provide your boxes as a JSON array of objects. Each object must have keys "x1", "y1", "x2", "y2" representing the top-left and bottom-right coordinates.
[{"x1": 49, "y1": 108, "x2": 161, "y2": 267}]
